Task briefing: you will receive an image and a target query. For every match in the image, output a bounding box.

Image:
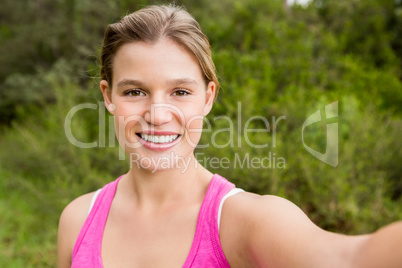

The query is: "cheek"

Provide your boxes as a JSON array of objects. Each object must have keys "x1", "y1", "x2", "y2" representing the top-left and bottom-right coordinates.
[
  {"x1": 113, "y1": 106, "x2": 148, "y2": 144},
  {"x1": 186, "y1": 115, "x2": 204, "y2": 129},
  {"x1": 184, "y1": 113, "x2": 205, "y2": 147}
]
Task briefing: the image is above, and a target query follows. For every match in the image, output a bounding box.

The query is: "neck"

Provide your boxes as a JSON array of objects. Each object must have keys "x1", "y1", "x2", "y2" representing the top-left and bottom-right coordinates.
[{"x1": 121, "y1": 155, "x2": 213, "y2": 210}]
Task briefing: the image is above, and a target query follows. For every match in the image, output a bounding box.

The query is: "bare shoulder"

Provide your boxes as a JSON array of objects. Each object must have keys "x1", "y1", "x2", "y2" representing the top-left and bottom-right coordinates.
[
  {"x1": 220, "y1": 192, "x2": 307, "y2": 266},
  {"x1": 221, "y1": 191, "x2": 312, "y2": 230},
  {"x1": 220, "y1": 192, "x2": 366, "y2": 268},
  {"x1": 58, "y1": 191, "x2": 97, "y2": 236},
  {"x1": 57, "y1": 191, "x2": 97, "y2": 268}
]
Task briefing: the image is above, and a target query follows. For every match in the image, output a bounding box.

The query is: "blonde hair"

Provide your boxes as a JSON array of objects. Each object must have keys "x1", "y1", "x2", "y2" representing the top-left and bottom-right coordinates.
[{"x1": 100, "y1": 5, "x2": 219, "y2": 101}]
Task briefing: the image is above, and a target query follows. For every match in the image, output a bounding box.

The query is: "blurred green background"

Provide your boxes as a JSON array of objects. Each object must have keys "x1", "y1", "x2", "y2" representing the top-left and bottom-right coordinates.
[{"x1": 0, "y1": 0, "x2": 401, "y2": 266}]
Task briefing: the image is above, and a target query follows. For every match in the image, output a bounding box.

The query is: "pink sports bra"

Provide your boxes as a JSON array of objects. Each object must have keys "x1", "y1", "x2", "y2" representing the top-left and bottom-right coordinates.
[{"x1": 71, "y1": 174, "x2": 243, "y2": 267}]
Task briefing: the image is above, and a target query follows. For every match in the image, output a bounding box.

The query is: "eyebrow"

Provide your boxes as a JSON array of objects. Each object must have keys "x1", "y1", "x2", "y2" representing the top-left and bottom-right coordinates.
[
  {"x1": 116, "y1": 78, "x2": 198, "y2": 88},
  {"x1": 167, "y1": 78, "x2": 198, "y2": 86},
  {"x1": 116, "y1": 79, "x2": 144, "y2": 88}
]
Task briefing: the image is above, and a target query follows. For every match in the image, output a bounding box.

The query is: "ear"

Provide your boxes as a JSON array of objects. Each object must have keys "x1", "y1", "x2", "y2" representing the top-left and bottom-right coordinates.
[
  {"x1": 100, "y1": 80, "x2": 115, "y2": 115},
  {"x1": 203, "y1": 81, "x2": 216, "y2": 116}
]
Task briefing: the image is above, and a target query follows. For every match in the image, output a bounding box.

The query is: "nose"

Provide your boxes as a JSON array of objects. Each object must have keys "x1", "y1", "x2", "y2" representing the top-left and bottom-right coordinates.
[{"x1": 144, "y1": 102, "x2": 174, "y2": 126}]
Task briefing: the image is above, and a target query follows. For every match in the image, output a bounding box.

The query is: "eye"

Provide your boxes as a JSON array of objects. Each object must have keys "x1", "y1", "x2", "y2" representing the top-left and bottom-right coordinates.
[
  {"x1": 124, "y1": 89, "x2": 145, "y2": 97},
  {"x1": 173, "y1": 89, "x2": 190, "y2": 96}
]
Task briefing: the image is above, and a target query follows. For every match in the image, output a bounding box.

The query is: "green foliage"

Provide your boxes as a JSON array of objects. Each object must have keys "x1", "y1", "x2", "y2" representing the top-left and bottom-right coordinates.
[
  {"x1": 0, "y1": 0, "x2": 401, "y2": 266},
  {"x1": 0, "y1": 63, "x2": 128, "y2": 266}
]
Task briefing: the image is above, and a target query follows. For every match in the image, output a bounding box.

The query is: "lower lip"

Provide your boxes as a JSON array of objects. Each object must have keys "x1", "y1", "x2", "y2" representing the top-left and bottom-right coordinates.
[{"x1": 137, "y1": 135, "x2": 182, "y2": 152}]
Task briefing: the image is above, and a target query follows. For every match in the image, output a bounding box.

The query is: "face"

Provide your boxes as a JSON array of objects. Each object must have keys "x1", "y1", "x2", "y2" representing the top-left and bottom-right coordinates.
[{"x1": 100, "y1": 38, "x2": 215, "y2": 172}]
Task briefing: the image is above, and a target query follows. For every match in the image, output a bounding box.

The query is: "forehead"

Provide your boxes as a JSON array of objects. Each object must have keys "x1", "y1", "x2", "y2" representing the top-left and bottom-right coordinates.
[{"x1": 112, "y1": 39, "x2": 203, "y2": 87}]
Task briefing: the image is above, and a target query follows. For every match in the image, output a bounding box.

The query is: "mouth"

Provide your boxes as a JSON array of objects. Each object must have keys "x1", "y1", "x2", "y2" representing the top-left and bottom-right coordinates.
[
  {"x1": 135, "y1": 133, "x2": 181, "y2": 144},
  {"x1": 135, "y1": 131, "x2": 183, "y2": 151}
]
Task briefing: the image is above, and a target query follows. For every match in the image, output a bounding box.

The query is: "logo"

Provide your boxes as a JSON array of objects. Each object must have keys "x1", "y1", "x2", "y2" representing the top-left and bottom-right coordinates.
[{"x1": 302, "y1": 101, "x2": 338, "y2": 167}]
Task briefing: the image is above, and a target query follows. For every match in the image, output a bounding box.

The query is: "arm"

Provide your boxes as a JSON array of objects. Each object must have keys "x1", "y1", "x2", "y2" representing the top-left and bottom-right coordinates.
[
  {"x1": 57, "y1": 192, "x2": 95, "y2": 268},
  {"x1": 244, "y1": 194, "x2": 368, "y2": 268},
  {"x1": 353, "y1": 221, "x2": 402, "y2": 268},
  {"x1": 220, "y1": 192, "x2": 395, "y2": 268}
]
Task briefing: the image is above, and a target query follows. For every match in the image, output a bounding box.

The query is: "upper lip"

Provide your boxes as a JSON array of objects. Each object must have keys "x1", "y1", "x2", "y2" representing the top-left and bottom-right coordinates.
[{"x1": 136, "y1": 131, "x2": 181, "y2": 135}]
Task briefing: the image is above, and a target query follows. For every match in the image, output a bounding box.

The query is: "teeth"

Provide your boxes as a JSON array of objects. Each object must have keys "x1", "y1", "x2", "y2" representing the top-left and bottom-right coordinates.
[{"x1": 140, "y1": 134, "x2": 179, "y2": 143}]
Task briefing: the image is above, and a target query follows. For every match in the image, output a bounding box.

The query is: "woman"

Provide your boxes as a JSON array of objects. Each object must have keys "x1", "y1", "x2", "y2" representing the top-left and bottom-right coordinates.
[{"x1": 58, "y1": 4, "x2": 402, "y2": 268}]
